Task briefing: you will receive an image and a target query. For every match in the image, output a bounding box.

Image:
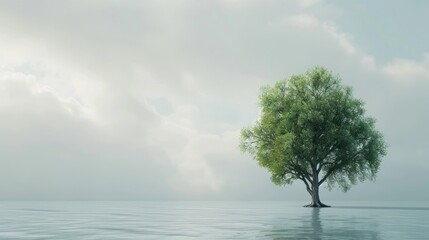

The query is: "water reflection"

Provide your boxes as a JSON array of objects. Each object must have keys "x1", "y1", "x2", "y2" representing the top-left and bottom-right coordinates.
[
  {"x1": 311, "y1": 208, "x2": 322, "y2": 240},
  {"x1": 0, "y1": 202, "x2": 427, "y2": 239},
  {"x1": 265, "y1": 208, "x2": 381, "y2": 240}
]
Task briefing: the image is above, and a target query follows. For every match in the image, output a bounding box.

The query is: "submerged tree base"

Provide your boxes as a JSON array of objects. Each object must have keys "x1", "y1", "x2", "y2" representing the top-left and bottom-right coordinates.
[{"x1": 304, "y1": 202, "x2": 331, "y2": 208}]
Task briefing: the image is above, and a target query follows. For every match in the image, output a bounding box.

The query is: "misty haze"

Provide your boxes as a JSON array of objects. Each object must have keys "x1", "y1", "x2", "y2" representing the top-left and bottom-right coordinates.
[{"x1": 0, "y1": 0, "x2": 428, "y2": 239}]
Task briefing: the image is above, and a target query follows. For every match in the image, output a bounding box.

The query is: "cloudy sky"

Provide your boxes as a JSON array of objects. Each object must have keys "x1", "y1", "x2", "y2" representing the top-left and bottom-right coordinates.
[{"x1": 0, "y1": 0, "x2": 428, "y2": 201}]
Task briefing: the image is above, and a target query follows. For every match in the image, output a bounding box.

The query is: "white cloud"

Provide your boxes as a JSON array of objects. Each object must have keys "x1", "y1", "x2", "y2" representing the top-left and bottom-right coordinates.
[
  {"x1": 283, "y1": 14, "x2": 320, "y2": 28},
  {"x1": 220, "y1": 0, "x2": 267, "y2": 9},
  {"x1": 296, "y1": 0, "x2": 320, "y2": 8},
  {"x1": 382, "y1": 54, "x2": 429, "y2": 81},
  {"x1": 0, "y1": 68, "x2": 95, "y2": 120},
  {"x1": 283, "y1": 14, "x2": 376, "y2": 71},
  {"x1": 322, "y1": 23, "x2": 356, "y2": 55}
]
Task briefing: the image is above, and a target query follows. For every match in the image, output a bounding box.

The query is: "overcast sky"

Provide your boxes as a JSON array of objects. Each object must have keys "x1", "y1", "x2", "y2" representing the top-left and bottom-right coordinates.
[{"x1": 0, "y1": 0, "x2": 428, "y2": 201}]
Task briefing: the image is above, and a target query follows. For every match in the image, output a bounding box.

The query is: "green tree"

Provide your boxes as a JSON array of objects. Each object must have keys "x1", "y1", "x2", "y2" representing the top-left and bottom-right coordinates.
[{"x1": 240, "y1": 67, "x2": 387, "y2": 207}]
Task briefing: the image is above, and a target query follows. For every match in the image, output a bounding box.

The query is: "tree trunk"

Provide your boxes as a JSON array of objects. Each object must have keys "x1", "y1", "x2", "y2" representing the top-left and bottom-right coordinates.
[{"x1": 304, "y1": 171, "x2": 330, "y2": 208}]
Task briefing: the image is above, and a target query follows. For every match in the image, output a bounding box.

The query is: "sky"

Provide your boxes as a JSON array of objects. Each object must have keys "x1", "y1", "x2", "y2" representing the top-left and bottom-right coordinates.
[{"x1": 0, "y1": 0, "x2": 428, "y2": 201}]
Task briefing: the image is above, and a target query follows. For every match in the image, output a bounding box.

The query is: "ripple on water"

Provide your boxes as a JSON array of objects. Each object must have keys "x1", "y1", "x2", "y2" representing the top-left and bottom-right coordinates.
[{"x1": 0, "y1": 201, "x2": 428, "y2": 239}]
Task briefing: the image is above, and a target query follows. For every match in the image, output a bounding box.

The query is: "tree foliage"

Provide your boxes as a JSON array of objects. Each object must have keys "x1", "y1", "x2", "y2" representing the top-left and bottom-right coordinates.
[{"x1": 240, "y1": 67, "x2": 387, "y2": 201}]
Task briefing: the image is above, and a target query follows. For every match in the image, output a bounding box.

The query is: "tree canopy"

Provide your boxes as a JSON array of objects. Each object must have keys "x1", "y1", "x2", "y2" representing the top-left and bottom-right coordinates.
[{"x1": 240, "y1": 66, "x2": 387, "y2": 207}]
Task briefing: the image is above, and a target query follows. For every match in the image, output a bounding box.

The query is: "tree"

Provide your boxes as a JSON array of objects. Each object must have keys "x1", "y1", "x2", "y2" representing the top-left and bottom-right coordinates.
[{"x1": 240, "y1": 67, "x2": 387, "y2": 207}]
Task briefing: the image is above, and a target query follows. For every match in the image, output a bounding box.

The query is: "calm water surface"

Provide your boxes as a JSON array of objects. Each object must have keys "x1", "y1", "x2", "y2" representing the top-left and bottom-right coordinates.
[{"x1": 0, "y1": 201, "x2": 428, "y2": 239}]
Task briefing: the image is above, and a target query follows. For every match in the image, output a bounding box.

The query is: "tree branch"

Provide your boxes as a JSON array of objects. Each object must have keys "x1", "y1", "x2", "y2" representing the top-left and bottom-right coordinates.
[
  {"x1": 291, "y1": 161, "x2": 313, "y2": 182},
  {"x1": 317, "y1": 142, "x2": 338, "y2": 171},
  {"x1": 318, "y1": 148, "x2": 365, "y2": 185},
  {"x1": 299, "y1": 175, "x2": 313, "y2": 195}
]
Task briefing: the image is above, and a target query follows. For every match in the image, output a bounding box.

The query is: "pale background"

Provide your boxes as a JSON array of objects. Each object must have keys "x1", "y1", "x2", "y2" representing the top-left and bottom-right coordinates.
[{"x1": 0, "y1": 0, "x2": 427, "y2": 201}]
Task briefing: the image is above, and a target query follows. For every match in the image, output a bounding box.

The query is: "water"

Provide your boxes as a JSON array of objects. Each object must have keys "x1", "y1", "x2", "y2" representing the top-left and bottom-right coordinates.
[{"x1": 0, "y1": 201, "x2": 428, "y2": 239}]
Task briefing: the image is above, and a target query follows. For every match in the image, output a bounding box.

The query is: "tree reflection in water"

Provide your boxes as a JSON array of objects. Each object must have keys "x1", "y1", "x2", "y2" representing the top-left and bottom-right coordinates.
[{"x1": 311, "y1": 208, "x2": 322, "y2": 240}]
